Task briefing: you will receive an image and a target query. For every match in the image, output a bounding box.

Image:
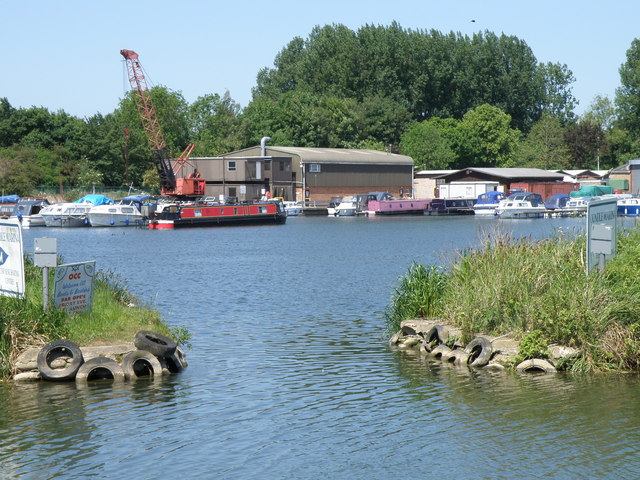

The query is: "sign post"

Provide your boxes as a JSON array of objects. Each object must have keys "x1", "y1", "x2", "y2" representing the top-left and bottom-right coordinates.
[
  {"x1": 586, "y1": 198, "x2": 618, "y2": 273},
  {"x1": 0, "y1": 218, "x2": 25, "y2": 298},
  {"x1": 34, "y1": 238, "x2": 57, "y2": 310}
]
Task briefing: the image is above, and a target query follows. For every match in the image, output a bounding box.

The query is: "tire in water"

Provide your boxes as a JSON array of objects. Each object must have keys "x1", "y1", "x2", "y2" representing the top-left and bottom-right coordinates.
[
  {"x1": 37, "y1": 340, "x2": 84, "y2": 381},
  {"x1": 134, "y1": 330, "x2": 177, "y2": 357},
  {"x1": 75, "y1": 357, "x2": 126, "y2": 383}
]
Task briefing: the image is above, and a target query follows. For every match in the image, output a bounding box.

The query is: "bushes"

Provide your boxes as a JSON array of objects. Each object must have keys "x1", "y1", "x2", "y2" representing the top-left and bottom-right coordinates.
[
  {"x1": 385, "y1": 263, "x2": 447, "y2": 333},
  {"x1": 385, "y1": 227, "x2": 640, "y2": 371}
]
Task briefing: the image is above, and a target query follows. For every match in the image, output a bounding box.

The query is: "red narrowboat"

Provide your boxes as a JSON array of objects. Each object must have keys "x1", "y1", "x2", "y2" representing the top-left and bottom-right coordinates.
[{"x1": 149, "y1": 201, "x2": 287, "y2": 229}]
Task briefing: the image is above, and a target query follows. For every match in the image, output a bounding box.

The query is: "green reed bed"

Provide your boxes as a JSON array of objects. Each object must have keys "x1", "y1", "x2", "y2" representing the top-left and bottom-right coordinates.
[
  {"x1": 0, "y1": 259, "x2": 177, "y2": 378},
  {"x1": 386, "y1": 226, "x2": 640, "y2": 372}
]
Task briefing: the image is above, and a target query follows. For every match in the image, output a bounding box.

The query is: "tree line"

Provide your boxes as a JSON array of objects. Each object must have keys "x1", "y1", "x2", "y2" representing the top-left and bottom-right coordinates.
[{"x1": 2, "y1": 23, "x2": 640, "y2": 195}]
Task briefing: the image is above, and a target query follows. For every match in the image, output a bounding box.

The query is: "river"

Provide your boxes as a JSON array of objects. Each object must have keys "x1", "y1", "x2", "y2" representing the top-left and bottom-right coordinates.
[{"x1": 1, "y1": 215, "x2": 639, "y2": 479}]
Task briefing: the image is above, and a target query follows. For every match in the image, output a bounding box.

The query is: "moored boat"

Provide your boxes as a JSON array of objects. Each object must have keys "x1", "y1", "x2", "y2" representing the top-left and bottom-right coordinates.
[
  {"x1": 617, "y1": 196, "x2": 640, "y2": 216},
  {"x1": 473, "y1": 191, "x2": 506, "y2": 216},
  {"x1": 148, "y1": 200, "x2": 286, "y2": 229},
  {"x1": 327, "y1": 196, "x2": 343, "y2": 216},
  {"x1": 41, "y1": 194, "x2": 113, "y2": 227},
  {"x1": 427, "y1": 198, "x2": 475, "y2": 216},
  {"x1": 366, "y1": 191, "x2": 431, "y2": 215},
  {"x1": 88, "y1": 195, "x2": 155, "y2": 227},
  {"x1": 283, "y1": 201, "x2": 302, "y2": 216},
  {"x1": 15, "y1": 197, "x2": 50, "y2": 227},
  {"x1": 495, "y1": 192, "x2": 546, "y2": 219}
]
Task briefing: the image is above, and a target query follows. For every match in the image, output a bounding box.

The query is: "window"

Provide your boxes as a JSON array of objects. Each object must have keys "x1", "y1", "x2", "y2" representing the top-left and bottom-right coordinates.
[
  {"x1": 228, "y1": 187, "x2": 237, "y2": 197},
  {"x1": 308, "y1": 164, "x2": 321, "y2": 173},
  {"x1": 227, "y1": 160, "x2": 237, "y2": 172},
  {"x1": 265, "y1": 161, "x2": 271, "y2": 171}
]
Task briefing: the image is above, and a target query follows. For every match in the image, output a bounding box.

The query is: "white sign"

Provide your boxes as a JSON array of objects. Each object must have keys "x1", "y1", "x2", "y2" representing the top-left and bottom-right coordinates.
[
  {"x1": 0, "y1": 218, "x2": 25, "y2": 298},
  {"x1": 53, "y1": 261, "x2": 96, "y2": 314},
  {"x1": 587, "y1": 198, "x2": 618, "y2": 273}
]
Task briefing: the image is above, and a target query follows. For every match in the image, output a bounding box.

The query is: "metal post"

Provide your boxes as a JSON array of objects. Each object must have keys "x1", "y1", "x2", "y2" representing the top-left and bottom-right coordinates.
[{"x1": 43, "y1": 266, "x2": 49, "y2": 311}]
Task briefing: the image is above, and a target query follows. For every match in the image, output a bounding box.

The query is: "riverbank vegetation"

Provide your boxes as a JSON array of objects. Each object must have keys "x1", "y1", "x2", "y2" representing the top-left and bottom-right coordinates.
[
  {"x1": 0, "y1": 257, "x2": 178, "y2": 378},
  {"x1": 385, "y1": 225, "x2": 640, "y2": 372},
  {"x1": 3, "y1": 25, "x2": 640, "y2": 195}
]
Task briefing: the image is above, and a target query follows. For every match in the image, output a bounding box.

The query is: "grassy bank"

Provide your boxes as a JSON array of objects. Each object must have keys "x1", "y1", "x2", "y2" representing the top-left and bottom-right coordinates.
[
  {"x1": 0, "y1": 257, "x2": 183, "y2": 378},
  {"x1": 386, "y1": 226, "x2": 640, "y2": 372}
]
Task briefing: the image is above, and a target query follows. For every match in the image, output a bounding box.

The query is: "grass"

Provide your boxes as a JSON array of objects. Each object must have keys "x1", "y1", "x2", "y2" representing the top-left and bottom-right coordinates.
[
  {"x1": 0, "y1": 258, "x2": 182, "y2": 378},
  {"x1": 385, "y1": 225, "x2": 640, "y2": 372}
]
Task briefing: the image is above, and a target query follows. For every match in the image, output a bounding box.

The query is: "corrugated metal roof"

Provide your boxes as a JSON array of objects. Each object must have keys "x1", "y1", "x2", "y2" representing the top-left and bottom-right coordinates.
[
  {"x1": 264, "y1": 146, "x2": 414, "y2": 165},
  {"x1": 459, "y1": 168, "x2": 564, "y2": 179}
]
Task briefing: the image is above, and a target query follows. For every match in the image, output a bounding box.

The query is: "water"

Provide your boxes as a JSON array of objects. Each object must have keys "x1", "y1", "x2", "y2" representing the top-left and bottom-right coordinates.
[{"x1": 1, "y1": 215, "x2": 640, "y2": 479}]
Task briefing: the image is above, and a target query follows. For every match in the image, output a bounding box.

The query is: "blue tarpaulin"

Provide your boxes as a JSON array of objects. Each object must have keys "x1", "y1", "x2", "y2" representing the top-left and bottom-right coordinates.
[
  {"x1": 74, "y1": 194, "x2": 113, "y2": 206},
  {"x1": 0, "y1": 195, "x2": 20, "y2": 203}
]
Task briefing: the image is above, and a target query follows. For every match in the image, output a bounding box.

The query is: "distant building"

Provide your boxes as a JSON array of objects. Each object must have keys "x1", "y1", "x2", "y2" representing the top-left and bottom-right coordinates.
[
  {"x1": 189, "y1": 146, "x2": 415, "y2": 202},
  {"x1": 434, "y1": 168, "x2": 569, "y2": 199}
]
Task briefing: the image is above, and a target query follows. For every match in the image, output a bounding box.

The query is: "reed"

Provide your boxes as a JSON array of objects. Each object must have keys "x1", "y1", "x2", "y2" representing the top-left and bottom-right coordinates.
[{"x1": 386, "y1": 226, "x2": 640, "y2": 372}]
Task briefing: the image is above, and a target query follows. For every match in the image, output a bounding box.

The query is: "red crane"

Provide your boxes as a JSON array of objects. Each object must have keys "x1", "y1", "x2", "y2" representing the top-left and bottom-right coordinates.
[{"x1": 120, "y1": 49, "x2": 205, "y2": 197}]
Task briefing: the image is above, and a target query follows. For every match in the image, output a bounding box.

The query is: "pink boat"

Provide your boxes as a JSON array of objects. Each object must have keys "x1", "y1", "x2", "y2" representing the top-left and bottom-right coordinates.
[{"x1": 366, "y1": 192, "x2": 431, "y2": 215}]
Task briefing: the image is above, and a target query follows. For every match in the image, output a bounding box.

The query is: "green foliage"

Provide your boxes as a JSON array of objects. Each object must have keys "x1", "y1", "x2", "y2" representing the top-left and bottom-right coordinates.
[
  {"x1": 400, "y1": 119, "x2": 457, "y2": 169},
  {"x1": 514, "y1": 330, "x2": 550, "y2": 364},
  {"x1": 513, "y1": 113, "x2": 570, "y2": 169},
  {"x1": 384, "y1": 263, "x2": 448, "y2": 333},
  {"x1": 386, "y1": 226, "x2": 640, "y2": 372}
]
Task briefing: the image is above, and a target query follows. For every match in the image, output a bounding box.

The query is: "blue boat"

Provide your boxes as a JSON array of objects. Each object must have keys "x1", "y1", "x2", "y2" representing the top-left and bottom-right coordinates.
[
  {"x1": 617, "y1": 196, "x2": 640, "y2": 216},
  {"x1": 473, "y1": 191, "x2": 506, "y2": 216}
]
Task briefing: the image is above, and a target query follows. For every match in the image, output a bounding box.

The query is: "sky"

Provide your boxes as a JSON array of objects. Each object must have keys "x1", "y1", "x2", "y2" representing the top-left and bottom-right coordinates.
[{"x1": 2, "y1": 0, "x2": 638, "y2": 119}]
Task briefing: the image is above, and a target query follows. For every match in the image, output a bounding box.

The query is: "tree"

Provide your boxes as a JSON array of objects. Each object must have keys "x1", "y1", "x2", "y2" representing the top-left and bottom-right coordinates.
[
  {"x1": 564, "y1": 120, "x2": 607, "y2": 169},
  {"x1": 400, "y1": 118, "x2": 457, "y2": 169},
  {"x1": 456, "y1": 104, "x2": 521, "y2": 167},
  {"x1": 189, "y1": 91, "x2": 243, "y2": 156},
  {"x1": 616, "y1": 38, "x2": 640, "y2": 135},
  {"x1": 513, "y1": 113, "x2": 569, "y2": 169},
  {"x1": 538, "y1": 62, "x2": 577, "y2": 125}
]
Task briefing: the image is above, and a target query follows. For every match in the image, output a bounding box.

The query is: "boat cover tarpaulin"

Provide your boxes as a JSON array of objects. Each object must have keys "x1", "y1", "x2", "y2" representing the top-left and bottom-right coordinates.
[
  {"x1": 74, "y1": 194, "x2": 113, "y2": 206},
  {"x1": 569, "y1": 185, "x2": 614, "y2": 197},
  {"x1": 0, "y1": 195, "x2": 20, "y2": 203}
]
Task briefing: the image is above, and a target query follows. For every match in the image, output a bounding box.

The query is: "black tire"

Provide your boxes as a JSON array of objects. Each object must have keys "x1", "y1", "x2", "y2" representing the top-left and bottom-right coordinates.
[
  {"x1": 37, "y1": 340, "x2": 84, "y2": 381},
  {"x1": 122, "y1": 350, "x2": 163, "y2": 380},
  {"x1": 134, "y1": 330, "x2": 177, "y2": 357},
  {"x1": 464, "y1": 336, "x2": 493, "y2": 367},
  {"x1": 75, "y1": 357, "x2": 125, "y2": 383},
  {"x1": 424, "y1": 325, "x2": 448, "y2": 345},
  {"x1": 160, "y1": 352, "x2": 184, "y2": 374}
]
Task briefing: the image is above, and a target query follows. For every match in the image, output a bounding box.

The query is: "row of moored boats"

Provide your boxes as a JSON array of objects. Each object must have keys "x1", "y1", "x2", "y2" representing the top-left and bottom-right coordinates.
[{"x1": 298, "y1": 190, "x2": 640, "y2": 218}]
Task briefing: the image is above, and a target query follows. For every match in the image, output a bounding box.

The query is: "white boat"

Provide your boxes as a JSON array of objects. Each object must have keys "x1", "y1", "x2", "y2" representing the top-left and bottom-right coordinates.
[
  {"x1": 15, "y1": 198, "x2": 50, "y2": 228},
  {"x1": 495, "y1": 192, "x2": 546, "y2": 219},
  {"x1": 283, "y1": 201, "x2": 302, "y2": 216},
  {"x1": 88, "y1": 195, "x2": 154, "y2": 227},
  {"x1": 327, "y1": 196, "x2": 343, "y2": 216},
  {"x1": 561, "y1": 196, "x2": 593, "y2": 216},
  {"x1": 41, "y1": 202, "x2": 94, "y2": 227},
  {"x1": 41, "y1": 194, "x2": 114, "y2": 227},
  {"x1": 473, "y1": 191, "x2": 506, "y2": 216},
  {"x1": 335, "y1": 197, "x2": 358, "y2": 216}
]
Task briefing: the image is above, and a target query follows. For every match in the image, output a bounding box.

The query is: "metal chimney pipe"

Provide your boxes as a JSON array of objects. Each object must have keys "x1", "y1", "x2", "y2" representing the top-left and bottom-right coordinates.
[{"x1": 260, "y1": 136, "x2": 271, "y2": 156}]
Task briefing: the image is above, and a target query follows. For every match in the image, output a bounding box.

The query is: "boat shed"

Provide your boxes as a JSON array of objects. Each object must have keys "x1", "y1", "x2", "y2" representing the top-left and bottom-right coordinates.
[
  {"x1": 435, "y1": 168, "x2": 566, "y2": 199},
  {"x1": 191, "y1": 146, "x2": 415, "y2": 203}
]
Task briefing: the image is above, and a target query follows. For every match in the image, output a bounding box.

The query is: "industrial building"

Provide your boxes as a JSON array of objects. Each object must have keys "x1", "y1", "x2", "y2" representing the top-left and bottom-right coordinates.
[{"x1": 189, "y1": 144, "x2": 415, "y2": 203}]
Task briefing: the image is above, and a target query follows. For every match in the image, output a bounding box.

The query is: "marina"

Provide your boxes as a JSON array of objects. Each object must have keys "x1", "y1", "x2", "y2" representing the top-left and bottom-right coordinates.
[{"x1": 3, "y1": 215, "x2": 639, "y2": 478}]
